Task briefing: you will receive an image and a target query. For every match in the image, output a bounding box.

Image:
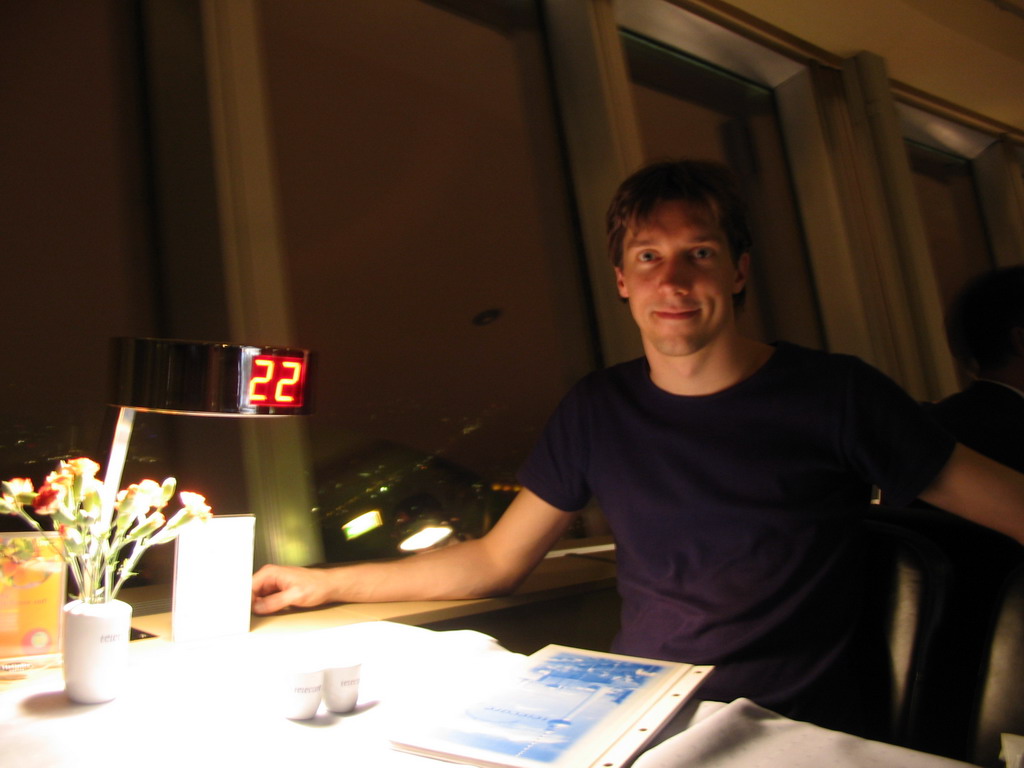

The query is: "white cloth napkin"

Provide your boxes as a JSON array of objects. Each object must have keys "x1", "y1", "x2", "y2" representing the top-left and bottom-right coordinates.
[
  {"x1": 1002, "y1": 733, "x2": 1024, "y2": 768},
  {"x1": 632, "y1": 698, "x2": 979, "y2": 768}
]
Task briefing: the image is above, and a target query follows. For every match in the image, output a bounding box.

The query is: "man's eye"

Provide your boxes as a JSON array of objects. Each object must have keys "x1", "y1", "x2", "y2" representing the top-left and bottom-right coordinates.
[
  {"x1": 693, "y1": 247, "x2": 714, "y2": 260},
  {"x1": 638, "y1": 251, "x2": 657, "y2": 262}
]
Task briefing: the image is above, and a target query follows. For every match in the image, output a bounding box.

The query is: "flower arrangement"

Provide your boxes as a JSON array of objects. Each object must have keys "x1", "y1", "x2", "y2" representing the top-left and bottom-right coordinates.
[{"x1": 0, "y1": 457, "x2": 211, "y2": 604}]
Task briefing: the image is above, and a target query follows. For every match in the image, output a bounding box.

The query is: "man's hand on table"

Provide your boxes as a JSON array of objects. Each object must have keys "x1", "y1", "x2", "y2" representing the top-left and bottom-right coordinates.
[{"x1": 251, "y1": 564, "x2": 336, "y2": 614}]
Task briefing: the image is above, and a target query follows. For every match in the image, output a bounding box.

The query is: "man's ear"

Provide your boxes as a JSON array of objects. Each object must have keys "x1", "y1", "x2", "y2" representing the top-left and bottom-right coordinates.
[
  {"x1": 733, "y1": 252, "x2": 751, "y2": 295},
  {"x1": 615, "y1": 267, "x2": 629, "y2": 300}
]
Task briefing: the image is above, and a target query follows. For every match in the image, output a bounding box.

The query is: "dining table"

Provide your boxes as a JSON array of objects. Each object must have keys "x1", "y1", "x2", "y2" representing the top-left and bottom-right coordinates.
[
  {"x1": 0, "y1": 544, "x2": 987, "y2": 767},
  {"x1": 2, "y1": 617, "x2": 983, "y2": 768}
]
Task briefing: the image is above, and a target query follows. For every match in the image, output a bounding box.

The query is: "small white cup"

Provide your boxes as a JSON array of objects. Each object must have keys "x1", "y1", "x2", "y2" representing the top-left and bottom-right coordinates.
[
  {"x1": 323, "y1": 662, "x2": 362, "y2": 713},
  {"x1": 282, "y1": 668, "x2": 324, "y2": 720}
]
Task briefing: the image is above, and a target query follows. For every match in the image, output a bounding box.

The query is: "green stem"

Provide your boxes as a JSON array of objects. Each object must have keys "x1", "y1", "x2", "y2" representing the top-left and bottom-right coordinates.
[
  {"x1": 110, "y1": 540, "x2": 149, "y2": 600},
  {"x1": 67, "y1": 555, "x2": 86, "y2": 600}
]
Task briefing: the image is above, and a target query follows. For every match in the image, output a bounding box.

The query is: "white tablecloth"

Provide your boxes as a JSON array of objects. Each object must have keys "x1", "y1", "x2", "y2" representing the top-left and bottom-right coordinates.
[
  {"x1": 634, "y1": 698, "x2": 979, "y2": 768},
  {"x1": 1, "y1": 622, "x2": 981, "y2": 767},
  {"x1": 0, "y1": 621, "x2": 524, "y2": 767}
]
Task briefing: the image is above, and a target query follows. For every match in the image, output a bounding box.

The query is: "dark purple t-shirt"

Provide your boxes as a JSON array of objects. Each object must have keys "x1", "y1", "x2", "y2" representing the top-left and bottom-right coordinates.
[{"x1": 518, "y1": 343, "x2": 955, "y2": 714}]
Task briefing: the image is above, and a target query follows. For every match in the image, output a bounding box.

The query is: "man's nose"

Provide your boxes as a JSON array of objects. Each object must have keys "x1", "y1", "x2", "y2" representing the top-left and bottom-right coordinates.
[{"x1": 659, "y1": 257, "x2": 693, "y2": 292}]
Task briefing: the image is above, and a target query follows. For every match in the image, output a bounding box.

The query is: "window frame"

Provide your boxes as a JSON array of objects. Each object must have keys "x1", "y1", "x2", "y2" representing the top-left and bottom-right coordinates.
[
  {"x1": 543, "y1": 0, "x2": 882, "y2": 369},
  {"x1": 896, "y1": 102, "x2": 1024, "y2": 271},
  {"x1": 542, "y1": 0, "x2": 1024, "y2": 400}
]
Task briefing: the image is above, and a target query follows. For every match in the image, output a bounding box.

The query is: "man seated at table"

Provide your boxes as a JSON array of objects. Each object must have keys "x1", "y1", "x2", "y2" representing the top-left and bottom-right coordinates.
[{"x1": 252, "y1": 160, "x2": 1024, "y2": 737}]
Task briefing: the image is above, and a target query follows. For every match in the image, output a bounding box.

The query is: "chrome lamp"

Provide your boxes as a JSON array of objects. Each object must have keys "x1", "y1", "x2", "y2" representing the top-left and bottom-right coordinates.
[{"x1": 105, "y1": 337, "x2": 314, "y2": 499}]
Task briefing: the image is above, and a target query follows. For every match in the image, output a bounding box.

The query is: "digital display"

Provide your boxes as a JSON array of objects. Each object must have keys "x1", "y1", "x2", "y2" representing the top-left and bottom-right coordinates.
[
  {"x1": 246, "y1": 355, "x2": 307, "y2": 408},
  {"x1": 112, "y1": 338, "x2": 314, "y2": 416}
]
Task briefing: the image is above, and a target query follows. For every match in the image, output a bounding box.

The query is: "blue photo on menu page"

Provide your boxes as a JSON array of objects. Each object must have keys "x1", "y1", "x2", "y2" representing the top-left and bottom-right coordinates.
[{"x1": 434, "y1": 651, "x2": 670, "y2": 763}]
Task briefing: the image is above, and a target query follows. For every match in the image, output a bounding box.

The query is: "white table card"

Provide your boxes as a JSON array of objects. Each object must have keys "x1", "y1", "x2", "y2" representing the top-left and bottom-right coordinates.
[{"x1": 171, "y1": 514, "x2": 255, "y2": 642}]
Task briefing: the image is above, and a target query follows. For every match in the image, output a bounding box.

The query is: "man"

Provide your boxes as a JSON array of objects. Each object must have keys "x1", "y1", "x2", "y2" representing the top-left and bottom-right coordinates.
[
  {"x1": 252, "y1": 161, "x2": 1024, "y2": 734},
  {"x1": 931, "y1": 265, "x2": 1024, "y2": 472}
]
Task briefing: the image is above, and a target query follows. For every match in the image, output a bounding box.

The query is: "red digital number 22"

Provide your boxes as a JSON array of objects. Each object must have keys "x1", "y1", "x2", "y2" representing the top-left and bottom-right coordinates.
[{"x1": 249, "y1": 358, "x2": 303, "y2": 404}]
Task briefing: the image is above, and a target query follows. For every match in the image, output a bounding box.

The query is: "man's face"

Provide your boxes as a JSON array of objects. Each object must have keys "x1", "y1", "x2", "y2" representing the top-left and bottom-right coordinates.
[{"x1": 615, "y1": 199, "x2": 749, "y2": 361}]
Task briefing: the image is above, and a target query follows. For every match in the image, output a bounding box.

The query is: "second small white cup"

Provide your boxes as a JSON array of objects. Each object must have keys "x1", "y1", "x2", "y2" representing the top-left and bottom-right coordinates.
[{"x1": 323, "y1": 662, "x2": 362, "y2": 713}]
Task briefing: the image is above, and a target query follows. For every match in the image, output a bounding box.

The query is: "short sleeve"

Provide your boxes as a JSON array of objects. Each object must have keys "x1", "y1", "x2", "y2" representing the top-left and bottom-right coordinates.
[
  {"x1": 517, "y1": 383, "x2": 593, "y2": 512},
  {"x1": 840, "y1": 358, "x2": 956, "y2": 506}
]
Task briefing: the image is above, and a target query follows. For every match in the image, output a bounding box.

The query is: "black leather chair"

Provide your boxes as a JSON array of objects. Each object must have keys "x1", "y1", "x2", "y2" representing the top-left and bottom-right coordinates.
[
  {"x1": 858, "y1": 518, "x2": 951, "y2": 749},
  {"x1": 970, "y1": 563, "x2": 1024, "y2": 768},
  {"x1": 867, "y1": 506, "x2": 1022, "y2": 760}
]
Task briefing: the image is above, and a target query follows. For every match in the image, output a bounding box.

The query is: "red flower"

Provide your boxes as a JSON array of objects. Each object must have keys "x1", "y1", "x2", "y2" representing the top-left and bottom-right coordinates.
[{"x1": 33, "y1": 482, "x2": 63, "y2": 514}]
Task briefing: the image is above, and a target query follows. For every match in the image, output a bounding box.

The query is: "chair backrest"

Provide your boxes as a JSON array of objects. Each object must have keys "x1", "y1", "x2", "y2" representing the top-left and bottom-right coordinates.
[
  {"x1": 970, "y1": 562, "x2": 1024, "y2": 768},
  {"x1": 866, "y1": 506, "x2": 1022, "y2": 761},
  {"x1": 859, "y1": 519, "x2": 951, "y2": 748}
]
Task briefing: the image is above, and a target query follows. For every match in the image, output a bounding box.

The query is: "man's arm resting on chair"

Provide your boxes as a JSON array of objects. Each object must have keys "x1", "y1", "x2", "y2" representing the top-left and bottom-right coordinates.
[{"x1": 919, "y1": 443, "x2": 1024, "y2": 546}]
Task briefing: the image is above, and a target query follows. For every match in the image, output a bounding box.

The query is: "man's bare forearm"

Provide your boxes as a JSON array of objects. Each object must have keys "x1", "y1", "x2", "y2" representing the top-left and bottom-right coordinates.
[
  {"x1": 921, "y1": 443, "x2": 1024, "y2": 545},
  {"x1": 252, "y1": 489, "x2": 576, "y2": 615},
  {"x1": 321, "y1": 537, "x2": 527, "y2": 604}
]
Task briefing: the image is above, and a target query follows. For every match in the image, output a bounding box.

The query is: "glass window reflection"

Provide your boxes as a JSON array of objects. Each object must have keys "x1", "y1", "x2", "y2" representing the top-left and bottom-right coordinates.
[{"x1": 259, "y1": 0, "x2": 596, "y2": 561}]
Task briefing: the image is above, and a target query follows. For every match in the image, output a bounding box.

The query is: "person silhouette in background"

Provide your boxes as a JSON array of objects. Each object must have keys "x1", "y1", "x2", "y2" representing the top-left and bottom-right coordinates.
[
  {"x1": 930, "y1": 265, "x2": 1024, "y2": 473},
  {"x1": 903, "y1": 265, "x2": 1024, "y2": 757}
]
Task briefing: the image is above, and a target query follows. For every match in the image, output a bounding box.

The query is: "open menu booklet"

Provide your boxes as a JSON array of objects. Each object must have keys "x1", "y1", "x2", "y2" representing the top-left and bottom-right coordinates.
[{"x1": 389, "y1": 644, "x2": 713, "y2": 768}]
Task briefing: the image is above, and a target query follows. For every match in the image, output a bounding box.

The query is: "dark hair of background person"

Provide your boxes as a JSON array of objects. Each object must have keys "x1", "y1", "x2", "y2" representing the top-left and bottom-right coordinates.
[{"x1": 945, "y1": 265, "x2": 1024, "y2": 373}]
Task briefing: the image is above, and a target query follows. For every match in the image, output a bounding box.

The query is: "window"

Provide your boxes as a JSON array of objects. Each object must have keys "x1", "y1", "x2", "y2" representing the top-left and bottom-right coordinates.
[
  {"x1": 258, "y1": 0, "x2": 595, "y2": 560},
  {"x1": 0, "y1": 4, "x2": 160, "y2": 521},
  {"x1": 905, "y1": 142, "x2": 995, "y2": 314},
  {"x1": 621, "y1": 31, "x2": 824, "y2": 349}
]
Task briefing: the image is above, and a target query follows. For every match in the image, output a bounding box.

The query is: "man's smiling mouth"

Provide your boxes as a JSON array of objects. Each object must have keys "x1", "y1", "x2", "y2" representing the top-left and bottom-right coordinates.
[{"x1": 654, "y1": 307, "x2": 700, "y2": 320}]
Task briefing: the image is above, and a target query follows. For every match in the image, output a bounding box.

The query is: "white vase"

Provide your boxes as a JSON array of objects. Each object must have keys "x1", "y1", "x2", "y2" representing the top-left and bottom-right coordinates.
[{"x1": 61, "y1": 598, "x2": 133, "y2": 704}]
